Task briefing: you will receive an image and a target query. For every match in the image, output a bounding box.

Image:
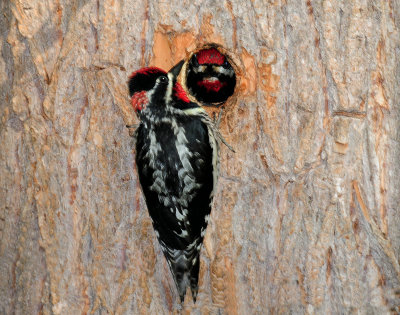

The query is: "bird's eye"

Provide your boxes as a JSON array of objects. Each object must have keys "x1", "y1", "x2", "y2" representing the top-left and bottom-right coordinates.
[
  {"x1": 223, "y1": 60, "x2": 230, "y2": 68},
  {"x1": 192, "y1": 54, "x2": 199, "y2": 67},
  {"x1": 159, "y1": 76, "x2": 168, "y2": 83}
]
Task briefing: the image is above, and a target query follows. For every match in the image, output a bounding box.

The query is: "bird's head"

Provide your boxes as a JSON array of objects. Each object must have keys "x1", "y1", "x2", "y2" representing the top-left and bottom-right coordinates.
[
  {"x1": 187, "y1": 47, "x2": 236, "y2": 104},
  {"x1": 128, "y1": 60, "x2": 190, "y2": 117}
]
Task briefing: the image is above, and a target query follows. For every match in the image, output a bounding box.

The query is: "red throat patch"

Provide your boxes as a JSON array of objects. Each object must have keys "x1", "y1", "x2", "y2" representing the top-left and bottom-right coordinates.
[
  {"x1": 173, "y1": 83, "x2": 190, "y2": 103},
  {"x1": 197, "y1": 79, "x2": 227, "y2": 92},
  {"x1": 131, "y1": 91, "x2": 148, "y2": 112},
  {"x1": 196, "y1": 48, "x2": 225, "y2": 65}
]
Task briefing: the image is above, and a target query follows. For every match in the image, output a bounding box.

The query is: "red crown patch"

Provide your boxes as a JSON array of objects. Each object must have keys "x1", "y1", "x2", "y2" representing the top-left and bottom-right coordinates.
[{"x1": 196, "y1": 48, "x2": 225, "y2": 65}]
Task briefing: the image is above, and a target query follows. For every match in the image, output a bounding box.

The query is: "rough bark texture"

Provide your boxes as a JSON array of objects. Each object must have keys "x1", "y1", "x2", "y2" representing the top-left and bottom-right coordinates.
[{"x1": 1, "y1": 0, "x2": 400, "y2": 314}]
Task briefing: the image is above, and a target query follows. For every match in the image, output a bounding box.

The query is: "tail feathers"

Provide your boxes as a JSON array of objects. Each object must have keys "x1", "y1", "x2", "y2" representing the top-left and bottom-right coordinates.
[
  {"x1": 171, "y1": 254, "x2": 190, "y2": 302},
  {"x1": 163, "y1": 248, "x2": 201, "y2": 303},
  {"x1": 189, "y1": 255, "x2": 200, "y2": 302}
]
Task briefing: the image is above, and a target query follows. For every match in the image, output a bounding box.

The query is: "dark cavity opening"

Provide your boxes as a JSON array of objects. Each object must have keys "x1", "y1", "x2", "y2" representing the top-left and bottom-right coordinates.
[{"x1": 185, "y1": 45, "x2": 236, "y2": 107}]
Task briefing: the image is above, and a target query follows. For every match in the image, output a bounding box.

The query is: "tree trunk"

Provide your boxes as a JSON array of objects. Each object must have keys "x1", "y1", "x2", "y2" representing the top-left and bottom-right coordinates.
[{"x1": 1, "y1": 0, "x2": 399, "y2": 314}]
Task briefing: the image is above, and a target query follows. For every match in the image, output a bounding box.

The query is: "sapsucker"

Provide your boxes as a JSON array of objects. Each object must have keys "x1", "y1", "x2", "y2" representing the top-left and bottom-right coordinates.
[
  {"x1": 186, "y1": 47, "x2": 236, "y2": 105},
  {"x1": 128, "y1": 60, "x2": 230, "y2": 302}
]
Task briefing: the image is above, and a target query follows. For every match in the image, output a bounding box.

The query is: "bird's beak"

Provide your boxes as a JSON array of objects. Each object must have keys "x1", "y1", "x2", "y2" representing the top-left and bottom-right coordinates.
[{"x1": 168, "y1": 60, "x2": 185, "y2": 78}]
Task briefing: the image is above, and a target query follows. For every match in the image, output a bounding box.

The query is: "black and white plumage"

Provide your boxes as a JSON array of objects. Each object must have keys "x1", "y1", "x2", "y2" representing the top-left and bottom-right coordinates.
[{"x1": 128, "y1": 60, "x2": 228, "y2": 302}]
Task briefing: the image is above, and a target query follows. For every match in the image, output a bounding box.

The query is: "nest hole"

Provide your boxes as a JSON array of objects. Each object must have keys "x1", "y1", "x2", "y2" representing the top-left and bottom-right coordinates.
[{"x1": 183, "y1": 44, "x2": 237, "y2": 107}]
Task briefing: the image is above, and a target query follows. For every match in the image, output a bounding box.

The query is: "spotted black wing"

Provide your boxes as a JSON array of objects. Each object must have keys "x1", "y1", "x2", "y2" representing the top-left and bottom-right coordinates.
[{"x1": 135, "y1": 115, "x2": 216, "y2": 301}]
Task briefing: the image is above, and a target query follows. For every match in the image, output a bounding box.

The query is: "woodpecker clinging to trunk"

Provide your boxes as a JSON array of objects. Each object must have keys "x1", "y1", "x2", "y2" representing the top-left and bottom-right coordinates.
[{"x1": 128, "y1": 60, "x2": 231, "y2": 302}]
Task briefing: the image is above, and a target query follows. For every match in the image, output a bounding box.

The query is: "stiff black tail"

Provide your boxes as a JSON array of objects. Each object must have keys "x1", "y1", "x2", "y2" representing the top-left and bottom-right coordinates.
[
  {"x1": 189, "y1": 254, "x2": 201, "y2": 302},
  {"x1": 171, "y1": 253, "x2": 190, "y2": 302},
  {"x1": 164, "y1": 249, "x2": 201, "y2": 303}
]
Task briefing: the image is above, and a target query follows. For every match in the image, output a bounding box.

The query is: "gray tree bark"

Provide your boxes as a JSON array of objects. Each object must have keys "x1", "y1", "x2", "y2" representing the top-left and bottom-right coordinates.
[{"x1": 1, "y1": 0, "x2": 400, "y2": 314}]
